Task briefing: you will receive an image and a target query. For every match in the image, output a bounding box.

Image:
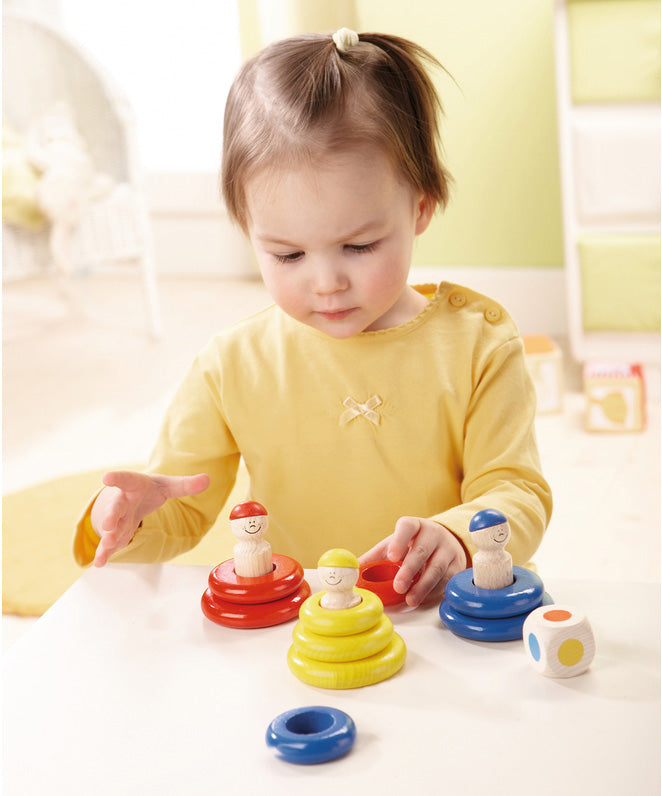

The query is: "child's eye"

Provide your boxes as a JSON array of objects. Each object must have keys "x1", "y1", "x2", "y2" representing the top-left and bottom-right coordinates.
[
  {"x1": 346, "y1": 242, "x2": 378, "y2": 255},
  {"x1": 273, "y1": 251, "x2": 304, "y2": 264}
]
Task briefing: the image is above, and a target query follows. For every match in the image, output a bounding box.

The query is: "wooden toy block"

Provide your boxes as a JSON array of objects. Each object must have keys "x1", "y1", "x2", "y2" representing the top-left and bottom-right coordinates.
[
  {"x1": 287, "y1": 548, "x2": 406, "y2": 688},
  {"x1": 266, "y1": 706, "x2": 356, "y2": 764},
  {"x1": 523, "y1": 334, "x2": 564, "y2": 414},
  {"x1": 201, "y1": 501, "x2": 310, "y2": 628},
  {"x1": 439, "y1": 509, "x2": 553, "y2": 641},
  {"x1": 523, "y1": 605, "x2": 596, "y2": 678},
  {"x1": 583, "y1": 362, "x2": 646, "y2": 432}
]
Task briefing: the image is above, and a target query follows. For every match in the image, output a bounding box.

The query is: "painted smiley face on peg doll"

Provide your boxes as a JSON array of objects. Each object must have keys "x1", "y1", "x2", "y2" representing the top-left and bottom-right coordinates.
[
  {"x1": 229, "y1": 501, "x2": 273, "y2": 577},
  {"x1": 317, "y1": 549, "x2": 362, "y2": 610}
]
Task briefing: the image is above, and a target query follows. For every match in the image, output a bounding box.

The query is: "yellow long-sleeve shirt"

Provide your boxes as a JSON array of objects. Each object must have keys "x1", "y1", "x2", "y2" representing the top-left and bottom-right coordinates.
[{"x1": 74, "y1": 282, "x2": 552, "y2": 568}]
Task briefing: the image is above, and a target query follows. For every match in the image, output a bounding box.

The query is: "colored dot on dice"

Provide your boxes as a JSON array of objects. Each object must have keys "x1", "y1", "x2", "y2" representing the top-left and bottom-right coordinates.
[
  {"x1": 528, "y1": 633, "x2": 541, "y2": 662},
  {"x1": 558, "y1": 638, "x2": 584, "y2": 667},
  {"x1": 543, "y1": 609, "x2": 572, "y2": 622}
]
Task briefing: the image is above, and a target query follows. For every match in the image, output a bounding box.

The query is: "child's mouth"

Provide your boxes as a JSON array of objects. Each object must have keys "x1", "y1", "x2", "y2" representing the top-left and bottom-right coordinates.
[{"x1": 318, "y1": 308, "x2": 356, "y2": 321}]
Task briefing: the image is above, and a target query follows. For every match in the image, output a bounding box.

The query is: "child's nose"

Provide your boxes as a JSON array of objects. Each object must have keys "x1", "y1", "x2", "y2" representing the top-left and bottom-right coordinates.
[{"x1": 312, "y1": 260, "x2": 348, "y2": 294}]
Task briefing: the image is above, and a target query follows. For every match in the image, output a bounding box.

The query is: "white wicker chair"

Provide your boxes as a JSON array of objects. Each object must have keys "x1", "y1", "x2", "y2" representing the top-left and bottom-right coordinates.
[{"x1": 2, "y1": 8, "x2": 162, "y2": 337}]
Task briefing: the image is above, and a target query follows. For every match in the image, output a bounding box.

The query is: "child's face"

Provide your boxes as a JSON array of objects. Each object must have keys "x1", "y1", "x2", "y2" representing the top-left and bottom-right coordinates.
[{"x1": 245, "y1": 146, "x2": 433, "y2": 338}]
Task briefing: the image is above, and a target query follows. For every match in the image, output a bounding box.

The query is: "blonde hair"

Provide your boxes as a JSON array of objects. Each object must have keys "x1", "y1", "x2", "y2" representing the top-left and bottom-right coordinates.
[{"x1": 221, "y1": 31, "x2": 452, "y2": 231}]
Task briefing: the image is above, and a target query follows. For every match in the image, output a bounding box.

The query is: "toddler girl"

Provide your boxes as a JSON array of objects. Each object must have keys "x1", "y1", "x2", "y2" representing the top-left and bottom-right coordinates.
[{"x1": 75, "y1": 28, "x2": 552, "y2": 608}]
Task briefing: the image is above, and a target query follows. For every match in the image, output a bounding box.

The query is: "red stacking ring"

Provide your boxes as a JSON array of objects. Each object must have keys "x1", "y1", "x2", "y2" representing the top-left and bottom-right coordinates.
[
  {"x1": 208, "y1": 554, "x2": 305, "y2": 604},
  {"x1": 201, "y1": 579, "x2": 310, "y2": 629},
  {"x1": 356, "y1": 560, "x2": 405, "y2": 606}
]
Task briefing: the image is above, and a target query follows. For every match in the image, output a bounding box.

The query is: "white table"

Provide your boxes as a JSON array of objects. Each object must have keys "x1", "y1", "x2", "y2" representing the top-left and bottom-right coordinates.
[{"x1": 3, "y1": 565, "x2": 660, "y2": 795}]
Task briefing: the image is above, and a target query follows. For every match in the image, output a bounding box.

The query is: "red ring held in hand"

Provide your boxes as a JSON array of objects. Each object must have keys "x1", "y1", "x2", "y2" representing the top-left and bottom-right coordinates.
[{"x1": 356, "y1": 560, "x2": 406, "y2": 606}]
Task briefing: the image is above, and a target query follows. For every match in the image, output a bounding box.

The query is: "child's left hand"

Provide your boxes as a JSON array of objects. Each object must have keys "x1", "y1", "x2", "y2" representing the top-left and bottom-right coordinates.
[{"x1": 359, "y1": 517, "x2": 467, "y2": 608}]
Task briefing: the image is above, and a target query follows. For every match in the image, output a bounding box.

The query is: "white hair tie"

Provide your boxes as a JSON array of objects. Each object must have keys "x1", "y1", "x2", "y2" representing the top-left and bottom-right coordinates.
[{"x1": 333, "y1": 27, "x2": 359, "y2": 53}]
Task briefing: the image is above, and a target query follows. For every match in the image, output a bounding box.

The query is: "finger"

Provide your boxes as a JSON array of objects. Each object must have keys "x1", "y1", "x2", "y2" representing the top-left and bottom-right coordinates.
[
  {"x1": 100, "y1": 488, "x2": 129, "y2": 532},
  {"x1": 93, "y1": 539, "x2": 111, "y2": 568},
  {"x1": 404, "y1": 553, "x2": 452, "y2": 607},
  {"x1": 102, "y1": 513, "x2": 135, "y2": 547},
  {"x1": 102, "y1": 470, "x2": 147, "y2": 491},
  {"x1": 407, "y1": 548, "x2": 465, "y2": 607},
  {"x1": 388, "y1": 516, "x2": 422, "y2": 562},
  {"x1": 391, "y1": 517, "x2": 429, "y2": 592},
  {"x1": 93, "y1": 514, "x2": 137, "y2": 567},
  {"x1": 159, "y1": 473, "x2": 210, "y2": 499},
  {"x1": 357, "y1": 537, "x2": 392, "y2": 565}
]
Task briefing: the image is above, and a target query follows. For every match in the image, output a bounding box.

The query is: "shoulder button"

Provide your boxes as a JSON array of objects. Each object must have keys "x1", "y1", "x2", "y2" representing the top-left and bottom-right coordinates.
[
  {"x1": 449, "y1": 293, "x2": 467, "y2": 308},
  {"x1": 484, "y1": 307, "x2": 502, "y2": 323}
]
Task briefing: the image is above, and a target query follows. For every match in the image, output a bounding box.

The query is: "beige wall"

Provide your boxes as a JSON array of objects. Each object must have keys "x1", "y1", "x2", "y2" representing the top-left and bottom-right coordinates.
[{"x1": 356, "y1": 0, "x2": 564, "y2": 268}]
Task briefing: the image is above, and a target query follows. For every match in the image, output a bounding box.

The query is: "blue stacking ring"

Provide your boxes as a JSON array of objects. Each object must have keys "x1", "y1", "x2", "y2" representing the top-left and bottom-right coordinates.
[
  {"x1": 266, "y1": 706, "x2": 356, "y2": 764},
  {"x1": 440, "y1": 593, "x2": 553, "y2": 641},
  {"x1": 444, "y1": 566, "x2": 544, "y2": 618}
]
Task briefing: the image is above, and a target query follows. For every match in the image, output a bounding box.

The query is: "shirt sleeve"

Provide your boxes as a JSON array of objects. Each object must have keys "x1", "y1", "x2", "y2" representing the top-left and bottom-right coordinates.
[
  {"x1": 73, "y1": 492, "x2": 103, "y2": 567},
  {"x1": 432, "y1": 334, "x2": 553, "y2": 568},
  {"x1": 72, "y1": 347, "x2": 241, "y2": 567}
]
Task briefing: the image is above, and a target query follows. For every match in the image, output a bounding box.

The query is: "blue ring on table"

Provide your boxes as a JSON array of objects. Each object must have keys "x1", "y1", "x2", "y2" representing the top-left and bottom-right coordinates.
[
  {"x1": 266, "y1": 706, "x2": 356, "y2": 764},
  {"x1": 440, "y1": 592, "x2": 554, "y2": 641},
  {"x1": 444, "y1": 566, "x2": 544, "y2": 618}
]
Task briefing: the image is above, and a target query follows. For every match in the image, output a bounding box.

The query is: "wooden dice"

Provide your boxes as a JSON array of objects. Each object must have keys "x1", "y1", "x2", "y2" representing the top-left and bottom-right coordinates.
[{"x1": 523, "y1": 605, "x2": 595, "y2": 677}]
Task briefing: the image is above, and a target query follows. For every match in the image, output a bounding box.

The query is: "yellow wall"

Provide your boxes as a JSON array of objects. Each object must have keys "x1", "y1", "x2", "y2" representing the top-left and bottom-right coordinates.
[{"x1": 356, "y1": 0, "x2": 564, "y2": 268}]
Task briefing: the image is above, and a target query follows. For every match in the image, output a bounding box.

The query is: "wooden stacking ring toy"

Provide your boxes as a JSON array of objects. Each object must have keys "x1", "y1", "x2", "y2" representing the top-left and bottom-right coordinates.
[
  {"x1": 356, "y1": 560, "x2": 406, "y2": 606},
  {"x1": 266, "y1": 707, "x2": 356, "y2": 764},
  {"x1": 208, "y1": 554, "x2": 304, "y2": 604},
  {"x1": 445, "y1": 567, "x2": 544, "y2": 618},
  {"x1": 201, "y1": 554, "x2": 310, "y2": 629},
  {"x1": 439, "y1": 566, "x2": 553, "y2": 641},
  {"x1": 298, "y1": 588, "x2": 383, "y2": 635},
  {"x1": 292, "y1": 614, "x2": 395, "y2": 662},
  {"x1": 288, "y1": 588, "x2": 406, "y2": 688}
]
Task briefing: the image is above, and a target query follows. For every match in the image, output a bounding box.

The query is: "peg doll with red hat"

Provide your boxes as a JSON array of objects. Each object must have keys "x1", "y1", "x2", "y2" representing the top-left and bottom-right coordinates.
[{"x1": 229, "y1": 501, "x2": 272, "y2": 577}]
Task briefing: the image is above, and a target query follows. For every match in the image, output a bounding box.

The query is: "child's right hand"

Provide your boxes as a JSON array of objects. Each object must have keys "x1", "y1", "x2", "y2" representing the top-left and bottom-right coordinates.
[{"x1": 90, "y1": 470, "x2": 210, "y2": 568}]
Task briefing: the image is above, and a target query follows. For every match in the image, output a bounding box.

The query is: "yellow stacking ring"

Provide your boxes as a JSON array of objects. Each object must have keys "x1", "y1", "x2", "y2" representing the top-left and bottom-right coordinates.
[
  {"x1": 298, "y1": 589, "x2": 383, "y2": 636},
  {"x1": 287, "y1": 633, "x2": 407, "y2": 689},
  {"x1": 292, "y1": 613, "x2": 395, "y2": 662}
]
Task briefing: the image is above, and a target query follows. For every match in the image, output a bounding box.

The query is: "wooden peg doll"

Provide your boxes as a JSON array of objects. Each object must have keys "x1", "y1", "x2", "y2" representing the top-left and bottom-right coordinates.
[
  {"x1": 469, "y1": 509, "x2": 513, "y2": 590},
  {"x1": 317, "y1": 548, "x2": 362, "y2": 609},
  {"x1": 229, "y1": 501, "x2": 272, "y2": 577}
]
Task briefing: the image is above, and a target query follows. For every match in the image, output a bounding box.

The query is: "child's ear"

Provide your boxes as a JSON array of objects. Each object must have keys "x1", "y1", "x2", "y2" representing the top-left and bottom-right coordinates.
[{"x1": 415, "y1": 195, "x2": 435, "y2": 235}]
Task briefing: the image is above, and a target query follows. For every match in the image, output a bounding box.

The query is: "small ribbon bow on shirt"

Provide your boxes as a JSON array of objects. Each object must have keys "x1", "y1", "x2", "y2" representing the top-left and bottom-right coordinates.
[{"x1": 340, "y1": 395, "x2": 383, "y2": 426}]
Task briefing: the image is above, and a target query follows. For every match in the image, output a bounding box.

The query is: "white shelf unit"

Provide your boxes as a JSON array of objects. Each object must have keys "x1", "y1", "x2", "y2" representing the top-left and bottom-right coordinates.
[{"x1": 554, "y1": 0, "x2": 661, "y2": 364}]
